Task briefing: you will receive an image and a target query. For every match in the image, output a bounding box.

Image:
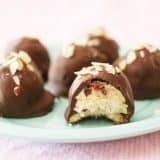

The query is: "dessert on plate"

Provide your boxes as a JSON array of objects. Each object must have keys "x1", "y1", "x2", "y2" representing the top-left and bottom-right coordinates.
[
  {"x1": 49, "y1": 43, "x2": 108, "y2": 97},
  {"x1": 65, "y1": 62, "x2": 134, "y2": 124},
  {"x1": 6, "y1": 37, "x2": 50, "y2": 81},
  {"x1": 0, "y1": 51, "x2": 54, "y2": 118},
  {"x1": 114, "y1": 43, "x2": 160, "y2": 99},
  {"x1": 85, "y1": 26, "x2": 119, "y2": 63}
]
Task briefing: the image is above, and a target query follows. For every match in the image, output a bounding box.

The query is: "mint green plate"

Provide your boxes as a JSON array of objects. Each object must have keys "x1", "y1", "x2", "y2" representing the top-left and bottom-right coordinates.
[
  {"x1": 0, "y1": 45, "x2": 160, "y2": 143},
  {"x1": 0, "y1": 98, "x2": 160, "y2": 143}
]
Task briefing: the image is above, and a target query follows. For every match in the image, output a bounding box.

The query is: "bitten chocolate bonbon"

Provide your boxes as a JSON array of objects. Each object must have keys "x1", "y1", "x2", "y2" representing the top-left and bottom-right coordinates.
[
  {"x1": 114, "y1": 44, "x2": 160, "y2": 99},
  {"x1": 65, "y1": 62, "x2": 134, "y2": 124},
  {"x1": 0, "y1": 51, "x2": 54, "y2": 118},
  {"x1": 85, "y1": 27, "x2": 119, "y2": 63},
  {"x1": 48, "y1": 43, "x2": 108, "y2": 97},
  {"x1": 6, "y1": 37, "x2": 50, "y2": 81}
]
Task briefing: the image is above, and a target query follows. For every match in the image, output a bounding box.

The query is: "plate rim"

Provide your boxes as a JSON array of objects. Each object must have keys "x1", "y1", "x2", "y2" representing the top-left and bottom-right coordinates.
[{"x1": 0, "y1": 117, "x2": 160, "y2": 143}]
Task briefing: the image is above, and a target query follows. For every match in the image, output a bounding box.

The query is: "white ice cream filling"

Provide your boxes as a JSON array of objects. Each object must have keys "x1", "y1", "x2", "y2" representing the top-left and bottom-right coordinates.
[{"x1": 69, "y1": 81, "x2": 128, "y2": 123}]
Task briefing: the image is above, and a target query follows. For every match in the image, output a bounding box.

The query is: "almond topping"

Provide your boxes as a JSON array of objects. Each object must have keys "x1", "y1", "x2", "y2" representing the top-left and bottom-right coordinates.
[
  {"x1": 17, "y1": 59, "x2": 24, "y2": 70},
  {"x1": 9, "y1": 61, "x2": 19, "y2": 75},
  {"x1": 75, "y1": 67, "x2": 99, "y2": 76},
  {"x1": 134, "y1": 44, "x2": 146, "y2": 50},
  {"x1": 92, "y1": 62, "x2": 116, "y2": 75},
  {"x1": 2, "y1": 56, "x2": 18, "y2": 67},
  {"x1": 127, "y1": 51, "x2": 136, "y2": 64},
  {"x1": 9, "y1": 59, "x2": 24, "y2": 75},
  {"x1": 134, "y1": 43, "x2": 158, "y2": 53},
  {"x1": 90, "y1": 26, "x2": 106, "y2": 37},
  {"x1": 104, "y1": 64, "x2": 116, "y2": 74},
  {"x1": 94, "y1": 65, "x2": 104, "y2": 72},
  {"x1": 6, "y1": 52, "x2": 18, "y2": 59},
  {"x1": 86, "y1": 39, "x2": 100, "y2": 46},
  {"x1": 13, "y1": 75, "x2": 20, "y2": 85},
  {"x1": 146, "y1": 45, "x2": 157, "y2": 53},
  {"x1": 19, "y1": 51, "x2": 31, "y2": 64},
  {"x1": 118, "y1": 60, "x2": 127, "y2": 70},
  {"x1": 115, "y1": 67, "x2": 121, "y2": 73},
  {"x1": 27, "y1": 64, "x2": 34, "y2": 72},
  {"x1": 62, "y1": 44, "x2": 75, "y2": 58},
  {"x1": 75, "y1": 62, "x2": 117, "y2": 77}
]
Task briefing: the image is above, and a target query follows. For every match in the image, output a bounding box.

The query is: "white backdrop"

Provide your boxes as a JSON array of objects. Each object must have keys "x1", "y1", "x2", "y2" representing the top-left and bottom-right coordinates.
[{"x1": 0, "y1": 0, "x2": 160, "y2": 49}]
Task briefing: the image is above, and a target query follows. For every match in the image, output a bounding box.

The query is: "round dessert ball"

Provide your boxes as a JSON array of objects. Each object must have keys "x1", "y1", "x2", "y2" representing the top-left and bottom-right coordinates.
[
  {"x1": 65, "y1": 62, "x2": 134, "y2": 124},
  {"x1": 48, "y1": 43, "x2": 108, "y2": 97},
  {"x1": 85, "y1": 27, "x2": 119, "y2": 63},
  {"x1": 0, "y1": 51, "x2": 54, "y2": 118},
  {"x1": 6, "y1": 37, "x2": 50, "y2": 81},
  {"x1": 114, "y1": 44, "x2": 160, "y2": 99}
]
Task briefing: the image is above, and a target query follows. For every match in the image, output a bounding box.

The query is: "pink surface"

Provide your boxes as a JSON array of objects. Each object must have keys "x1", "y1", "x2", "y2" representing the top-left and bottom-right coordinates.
[
  {"x1": 1, "y1": 0, "x2": 160, "y2": 47},
  {"x1": 0, "y1": 0, "x2": 160, "y2": 159},
  {"x1": 0, "y1": 132, "x2": 160, "y2": 160}
]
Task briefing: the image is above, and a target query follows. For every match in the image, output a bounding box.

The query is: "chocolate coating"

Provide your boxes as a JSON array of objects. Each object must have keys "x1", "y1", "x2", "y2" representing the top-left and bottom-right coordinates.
[
  {"x1": 114, "y1": 44, "x2": 160, "y2": 99},
  {"x1": 87, "y1": 35, "x2": 119, "y2": 63},
  {"x1": 48, "y1": 44, "x2": 108, "y2": 97},
  {"x1": 65, "y1": 63, "x2": 134, "y2": 124},
  {"x1": 6, "y1": 37, "x2": 50, "y2": 81},
  {"x1": 0, "y1": 52, "x2": 54, "y2": 118},
  {"x1": 86, "y1": 27, "x2": 119, "y2": 63}
]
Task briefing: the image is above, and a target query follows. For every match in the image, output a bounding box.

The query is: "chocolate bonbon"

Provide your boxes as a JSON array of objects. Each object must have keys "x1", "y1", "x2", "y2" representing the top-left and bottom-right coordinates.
[
  {"x1": 85, "y1": 27, "x2": 119, "y2": 63},
  {"x1": 114, "y1": 43, "x2": 160, "y2": 99},
  {"x1": 65, "y1": 62, "x2": 134, "y2": 124},
  {"x1": 6, "y1": 37, "x2": 50, "y2": 81},
  {"x1": 0, "y1": 51, "x2": 54, "y2": 118},
  {"x1": 49, "y1": 43, "x2": 108, "y2": 97}
]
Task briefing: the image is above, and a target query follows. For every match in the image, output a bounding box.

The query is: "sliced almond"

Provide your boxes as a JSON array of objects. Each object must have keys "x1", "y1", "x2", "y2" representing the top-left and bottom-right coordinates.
[
  {"x1": 62, "y1": 44, "x2": 75, "y2": 58},
  {"x1": 13, "y1": 75, "x2": 20, "y2": 85},
  {"x1": 75, "y1": 66, "x2": 99, "y2": 76},
  {"x1": 134, "y1": 43, "x2": 158, "y2": 53},
  {"x1": 3, "y1": 56, "x2": 17, "y2": 67},
  {"x1": 6, "y1": 52, "x2": 18, "y2": 59},
  {"x1": 94, "y1": 65, "x2": 104, "y2": 72},
  {"x1": 146, "y1": 45, "x2": 157, "y2": 53},
  {"x1": 9, "y1": 59, "x2": 24, "y2": 75},
  {"x1": 75, "y1": 63, "x2": 116, "y2": 76},
  {"x1": 87, "y1": 66, "x2": 96, "y2": 71},
  {"x1": 127, "y1": 51, "x2": 136, "y2": 64},
  {"x1": 88, "y1": 70, "x2": 99, "y2": 75},
  {"x1": 115, "y1": 67, "x2": 121, "y2": 73},
  {"x1": 9, "y1": 61, "x2": 19, "y2": 75},
  {"x1": 91, "y1": 62, "x2": 106, "y2": 67},
  {"x1": 118, "y1": 60, "x2": 127, "y2": 70},
  {"x1": 92, "y1": 62, "x2": 116, "y2": 74},
  {"x1": 19, "y1": 51, "x2": 31, "y2": 64},
  {"x1": 27, "y1": 64, "x2": 34, "y2": 72},
  {"x1": 104, "y1": 64, "x2": 116, "y2": 75},
  {"x1": 134, "y1": 44, "x2": 146, "y2": 50},
  {"x1": 74, "y1": 70, "x2": 90, "y2": 76},
  {"x1": 90, "y1": 26, "x2": 106, "y2": 37},
  {"x1": 74, "y1": 38, "x2": 87, "y2": 46},
  {"x1": 86, "y1": 39, "x2": 100, "y2": 46},
  {"x1": 17, "y1": 59, "x2": 24, "y2": 71}
]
